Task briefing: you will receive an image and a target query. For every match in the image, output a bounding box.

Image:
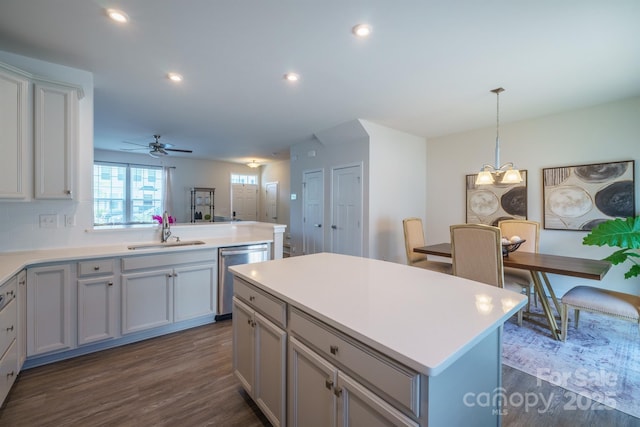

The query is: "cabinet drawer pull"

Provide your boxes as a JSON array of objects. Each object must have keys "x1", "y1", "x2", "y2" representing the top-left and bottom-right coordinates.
[
  {"x1": 6, "y1": 325, "x2": 14, "y2": 332},
  {"x1": 65, "y1": 190, "x2": 72, "y2": 195},
  {"x1": 330, "y1": 345, "x2": 339, "y2": 355},
  {"x1": 94, "y1": 266, "x2": 100, "y2": 271},
  {"x1": 107, "y1": 282, "x2": 113, "y2": 287},
  {"x1": 249, "y1": 295, "x2": 255, "y2": 301},
  {"x1": 325, "y1": 379, "x2": 333, "y2": 390},
  {"x1": 333, "y1": 386, "x2": 342, "y2": 397},
  {"x1": 6, "y1": 371, "x2": 15, "y2": 378},
  {"x1": 19, "y1": 280, "x2": 26, "y2": 286}
]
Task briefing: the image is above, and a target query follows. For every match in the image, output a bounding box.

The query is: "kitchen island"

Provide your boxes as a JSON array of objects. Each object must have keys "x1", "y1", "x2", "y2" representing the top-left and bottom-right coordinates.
[{"x1": 230, "y1": 252, "x2": 527, "y2": 426}]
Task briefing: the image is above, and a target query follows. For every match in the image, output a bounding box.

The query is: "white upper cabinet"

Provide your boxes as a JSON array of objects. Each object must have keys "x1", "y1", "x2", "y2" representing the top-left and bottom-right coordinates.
[
  {"x1": 34, "y1": 82, "x2": 78, "y2": 199},
  {"x1": 0, "y1": 65, "x2": 29, "y2": 199}
]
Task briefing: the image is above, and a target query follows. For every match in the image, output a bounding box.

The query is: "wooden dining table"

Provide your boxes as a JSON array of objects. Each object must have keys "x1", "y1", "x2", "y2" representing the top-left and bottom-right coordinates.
[{"x1": 414, "y1": 243, "x2": 612, "y2": 340}]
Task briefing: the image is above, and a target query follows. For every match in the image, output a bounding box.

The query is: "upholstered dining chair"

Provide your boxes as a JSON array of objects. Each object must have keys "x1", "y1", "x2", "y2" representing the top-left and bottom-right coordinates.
[
  {"x1": 402, "y1": 217, "x2": 452, "y2": 274},
  {"x1": 450, "y1": 223, "x2": 528, "y2": 325},
  {"x1": 498, "y1": 219, "x2": 542, "y2": 309}
]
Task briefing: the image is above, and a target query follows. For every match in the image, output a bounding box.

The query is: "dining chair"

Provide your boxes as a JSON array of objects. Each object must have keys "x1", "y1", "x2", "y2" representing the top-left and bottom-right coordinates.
[
  {"x1": 450, "y1": 223, "x2": 528, "y2": 325},
  {"x1": 498, "y1": 219, "x2": 543, "y2": 309},
  {"x1": 402, "y1": 217, "x2": 452, "y2": 274}
]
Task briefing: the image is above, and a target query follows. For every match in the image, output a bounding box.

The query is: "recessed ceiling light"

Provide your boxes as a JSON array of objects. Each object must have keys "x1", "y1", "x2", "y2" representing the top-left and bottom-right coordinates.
[
  {"x1": 352, "y1": 24, "x2": 372, "y2": 37},
  {"x1": 283, "y1": 73, "x2": 300, "y2": 82},
  {"x1": 106, "y1": 8, "x2": 129, "y2": 23},
  {"x1": 167, "y1": 72, "x2": 183, "y2": 82}
]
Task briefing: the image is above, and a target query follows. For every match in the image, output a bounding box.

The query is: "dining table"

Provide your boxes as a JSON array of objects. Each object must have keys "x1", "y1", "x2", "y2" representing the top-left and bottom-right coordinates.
[{"x1": 414, "y1": 243, "x2": 612, "y2": 340}]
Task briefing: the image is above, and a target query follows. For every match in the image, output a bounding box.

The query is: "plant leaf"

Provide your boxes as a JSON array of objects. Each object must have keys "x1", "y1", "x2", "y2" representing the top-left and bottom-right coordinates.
[
  {"x1": 624, "y1": 264, "x2": 640, "y2": 279},
  {"x1": 582, "y1": 216, "x2": 640, "y2": 249},
  {"x1": 604, "y1": 248, "x2": 632, "y2": 265}
]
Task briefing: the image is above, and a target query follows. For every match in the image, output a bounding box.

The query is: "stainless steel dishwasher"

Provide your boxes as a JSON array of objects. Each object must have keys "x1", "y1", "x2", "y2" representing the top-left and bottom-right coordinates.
[{"x1": 217, "y1": 243, "x2": 270, "y2": 320}]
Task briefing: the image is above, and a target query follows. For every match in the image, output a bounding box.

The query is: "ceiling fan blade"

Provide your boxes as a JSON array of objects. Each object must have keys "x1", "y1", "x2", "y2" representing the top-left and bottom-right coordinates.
[
  {"x1": 165, "y1": 148, "x2": 193, "y2": 153},
  {"x1": 122, "y1": 140, "x2": 149, "y2": 147},
  {"x1": 121, "y1": 147, "x2": 147, "y2": 151}
]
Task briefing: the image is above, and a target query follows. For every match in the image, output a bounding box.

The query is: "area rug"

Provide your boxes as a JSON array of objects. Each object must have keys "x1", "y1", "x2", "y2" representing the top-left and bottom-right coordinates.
[{"x1": 502, "y1": 301, "x2": 640, "y2": 418}]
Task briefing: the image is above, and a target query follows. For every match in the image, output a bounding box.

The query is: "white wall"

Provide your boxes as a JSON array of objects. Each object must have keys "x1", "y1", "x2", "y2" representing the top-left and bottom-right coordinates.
[
  {"x1": 362, "y1": 120, "x2": 427, "y2": 263},
  {"x1": 426, "y1": 96, "x2": 640, "y2": 296}
]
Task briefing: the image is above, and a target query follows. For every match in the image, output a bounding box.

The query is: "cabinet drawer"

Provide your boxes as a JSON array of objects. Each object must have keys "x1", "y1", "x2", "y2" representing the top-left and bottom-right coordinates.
[
  {"x1": 289, "y1": 307, "x2": 420, "y2": 418},
  {"x1": 0, "y1": 339, "x2": 18, "y2": 405},
  {"x1": 0, "y1": 299, "x2": 17, "y2": 357},
  {"x1": 234, "y1": 278, "x2": 286, "y2": 328},
  {"x1": 78, "y1": 259, "x2": 114, "y2": 276}
]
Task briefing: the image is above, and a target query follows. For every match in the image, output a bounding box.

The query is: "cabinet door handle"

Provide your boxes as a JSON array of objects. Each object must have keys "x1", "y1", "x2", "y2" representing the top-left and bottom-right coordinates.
[
  {"x1": 330, "y1": 345, "x2": 339, "y2": 355},
  {"x1": 249, "y1": 295, "x2": 255, "y2": 301},
  {"x1": 325, "y1": 379, "x2": 334, "y2": 390},
  {"x1": 333, "y1": 387, "x2": 342, "y2": 397},
  {"x1": 94, "y1": 266, "x2": 100, "y2": 271},
  {"x1": 65, "y1": 190, "x2": 72, "y2": 195},
  {"x1": 6, "y1": 371, "x2": 15, "y2": 378},
  {"x1": 314, "y1": 224, "x2": 322, "y2": 228},
  {"x1": 167, "y1": 273, "x2": 173, "y2": 278},
  {"x1": 6, "y1": 325, "x2": 14, "y2": 332},
  {"x1": 173, "y1": 272, "x2": 178, "y2": 277},
  {"x1": 331, "y1": 225, "x2": 337, "y2": 229},
  {"x1": 19, "y1": 280, "x2": 26, "y2": 286},
  {"x1": 107, "y1": 282, "x2": 113, "y2": 287}
]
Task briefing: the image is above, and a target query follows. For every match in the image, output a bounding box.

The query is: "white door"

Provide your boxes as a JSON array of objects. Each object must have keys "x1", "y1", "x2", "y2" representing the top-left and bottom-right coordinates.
[
  {"x1": 303, "y1": 169, "x2": 324, "y2": 255},
  {"x1": 331, "y1": 165, "x2": 362, "y2": 257},
  {"x1": 265, "y1": 182, "x2": 278, "y2": 223},
  {"x1": 232, "y1": 183, "x2": 258, "y2": 221}
]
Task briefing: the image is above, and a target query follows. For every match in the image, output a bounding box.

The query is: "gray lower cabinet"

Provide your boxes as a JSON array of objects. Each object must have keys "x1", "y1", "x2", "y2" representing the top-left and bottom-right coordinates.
[
  {"x1": 27, "y1": 264, "x2": 74, "y2": 356},
  {"x1": 288, "y1": 313, "x2": 419, "y2": 427},
  {"x1": 233, "y1": 279, "x2": 287, "y2": 427},
  {"x1": 121, "y1": 249, "x2": 216, "y2": 334},
  {"x1": 77, "y1": 259, "x2": 118, "y2": 345},
  {"x1": 0, "y1": 273, "x2": 19, "y2": 405}
]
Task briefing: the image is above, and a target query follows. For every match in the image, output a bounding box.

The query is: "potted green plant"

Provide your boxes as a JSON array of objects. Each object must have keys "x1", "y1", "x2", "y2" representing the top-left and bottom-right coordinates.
[{"x1": 582, "y1": 215, "x2": 640, "y2": 279}]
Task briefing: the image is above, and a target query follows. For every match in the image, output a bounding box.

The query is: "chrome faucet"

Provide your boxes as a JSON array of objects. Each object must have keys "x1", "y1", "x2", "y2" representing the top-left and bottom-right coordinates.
[{"x1": 161, "y1": 211, "x2": 171, "y2": 243}]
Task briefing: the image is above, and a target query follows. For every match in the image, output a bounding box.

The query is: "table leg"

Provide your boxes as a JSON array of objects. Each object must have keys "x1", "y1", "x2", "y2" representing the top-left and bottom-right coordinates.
[
  {"x1": 541, "y1": 272, "x2": 562, "y2": 315},
  {"x1": 529, "y1": 270, "x2": 561, "y2": 340}
]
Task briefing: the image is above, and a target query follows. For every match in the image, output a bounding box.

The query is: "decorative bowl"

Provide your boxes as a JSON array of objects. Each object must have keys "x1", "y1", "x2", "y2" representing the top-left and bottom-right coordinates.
[{"x1": 502, "y1": 239, "x2": 526, "y2": 257}]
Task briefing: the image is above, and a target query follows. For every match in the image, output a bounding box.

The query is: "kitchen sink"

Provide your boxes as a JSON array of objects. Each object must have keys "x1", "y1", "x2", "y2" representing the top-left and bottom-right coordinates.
[{"x1": 127, "y1": 240, "x2": 206, "y2": 250}]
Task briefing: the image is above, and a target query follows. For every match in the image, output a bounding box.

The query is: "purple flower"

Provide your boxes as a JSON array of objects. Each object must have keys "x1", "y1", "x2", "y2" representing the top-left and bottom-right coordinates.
[{"x1": 152, "y1": 214, "x2": 176, "y2": 224}]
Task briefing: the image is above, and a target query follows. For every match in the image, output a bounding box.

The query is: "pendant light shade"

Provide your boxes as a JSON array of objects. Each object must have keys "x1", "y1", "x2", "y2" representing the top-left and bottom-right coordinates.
[{"x1": 475, "y1": 88, "x2": 523, "y2": 185}]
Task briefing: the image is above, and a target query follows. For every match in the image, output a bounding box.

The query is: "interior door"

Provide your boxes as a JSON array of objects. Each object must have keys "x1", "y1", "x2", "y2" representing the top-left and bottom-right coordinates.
[
  {"x1": 232, "y1": 183, "x2": 258, "y2": 221},
  {"x1": 303, "y1": 169, "x2": 324, "y2": 255},
  {"x1": 265, "y1": 182, "x2": 278, "y2": 223},
  {"x1": 331, "y1": 164, "x2": 362, "y2": 257}
]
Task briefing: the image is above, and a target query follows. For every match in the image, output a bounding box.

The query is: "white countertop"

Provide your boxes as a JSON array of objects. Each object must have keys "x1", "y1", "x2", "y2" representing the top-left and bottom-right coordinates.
[
  {"x1": 0, "y1": 235, "x2": 271, "y2": 284},
  {"x1": 230, "y1": 252, "x2": 527, "y2": 376}
]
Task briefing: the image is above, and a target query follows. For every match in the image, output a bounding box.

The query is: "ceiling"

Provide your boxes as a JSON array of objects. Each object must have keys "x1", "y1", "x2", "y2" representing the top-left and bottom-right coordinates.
[{"x1": 1, "y1": 1, "x2": 639, "y2": 165}]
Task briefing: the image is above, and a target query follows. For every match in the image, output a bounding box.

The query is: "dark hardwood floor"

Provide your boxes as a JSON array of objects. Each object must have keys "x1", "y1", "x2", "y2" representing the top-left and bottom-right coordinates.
[{"x1": 0, "y1": 321, "x2": 637, "y2": 426}]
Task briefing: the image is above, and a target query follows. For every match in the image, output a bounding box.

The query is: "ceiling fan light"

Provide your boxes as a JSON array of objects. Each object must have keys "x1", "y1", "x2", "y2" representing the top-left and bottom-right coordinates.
[
  {"x1": 247, "y1": 160, "x2": 260, "y2": 168},
  {"x1": 167, "y1": 72, "x2": 183, "y2": 82}
]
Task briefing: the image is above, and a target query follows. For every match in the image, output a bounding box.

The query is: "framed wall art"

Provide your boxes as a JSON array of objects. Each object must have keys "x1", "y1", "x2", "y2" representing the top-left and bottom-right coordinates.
[
  {"x1": 543, "y1": 160, "x2": 635, "y2": 231},
  {"x1": 466, "y1": 170, "x2": 528, "y2": 225}
]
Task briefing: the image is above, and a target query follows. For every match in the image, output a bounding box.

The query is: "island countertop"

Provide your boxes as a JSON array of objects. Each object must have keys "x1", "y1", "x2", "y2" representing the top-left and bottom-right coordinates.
[{"x1": 230, "y1": 252, "x2": 527, "y2": 376}]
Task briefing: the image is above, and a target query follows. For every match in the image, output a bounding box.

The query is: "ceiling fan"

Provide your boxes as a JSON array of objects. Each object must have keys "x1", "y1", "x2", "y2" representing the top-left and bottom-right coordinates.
[{"x1": 122, "y1": 135, "x2": 193, "y2": 158}]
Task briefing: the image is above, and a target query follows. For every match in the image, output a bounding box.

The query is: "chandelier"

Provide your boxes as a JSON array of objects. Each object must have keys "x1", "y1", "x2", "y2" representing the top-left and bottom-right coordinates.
[{"x1": 475, "y1": 87, "x2": 523, "y2": 185}]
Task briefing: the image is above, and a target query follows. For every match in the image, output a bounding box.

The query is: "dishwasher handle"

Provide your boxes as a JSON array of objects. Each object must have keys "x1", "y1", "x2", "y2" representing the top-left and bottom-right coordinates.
[{"x1": 220, "y1": 246, "x2": 269, "y2": 257}]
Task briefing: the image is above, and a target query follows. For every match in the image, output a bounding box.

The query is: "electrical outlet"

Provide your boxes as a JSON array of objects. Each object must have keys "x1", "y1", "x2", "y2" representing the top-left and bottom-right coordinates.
[
  {"x1": 39, "y1": 214, "x2": 58, "y2": 228},
  {"x1": 65, "y1": 214, "x2": 76, "y2": 227}
]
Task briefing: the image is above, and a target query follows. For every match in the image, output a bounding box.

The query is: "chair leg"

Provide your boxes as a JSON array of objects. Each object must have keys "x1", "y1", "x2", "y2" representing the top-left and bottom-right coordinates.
[
  {"x1": 517, "y1": 309, "x2": 523, "y2": 327},
  {"x1": 561, "y1": 303, "x2": 568, "y2": 342},
  {"x1": 575, "y1": 309, "x2": 580, "y2": 329}
]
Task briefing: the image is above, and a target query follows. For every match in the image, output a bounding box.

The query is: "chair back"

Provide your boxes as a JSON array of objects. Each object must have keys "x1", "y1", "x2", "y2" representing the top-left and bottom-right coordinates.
[
  {"x1": 403, "y1": 217, "x2": 427, "y2": 265},
  {"x1": 450, "y1": 224, "x2": 504, "y2": 287},
  {"x1": 498, "y1": 220, "x2": 540, "y2": 253}
]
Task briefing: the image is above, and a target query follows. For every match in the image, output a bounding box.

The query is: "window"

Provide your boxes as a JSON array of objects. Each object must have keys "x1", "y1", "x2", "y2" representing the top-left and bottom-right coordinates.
[
  {"x1": 231, "y1": 174, "x2": 258, "y2": 184},
  {"x1": 94, "y1": 162, "x2": 164, "y2": 225}
]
